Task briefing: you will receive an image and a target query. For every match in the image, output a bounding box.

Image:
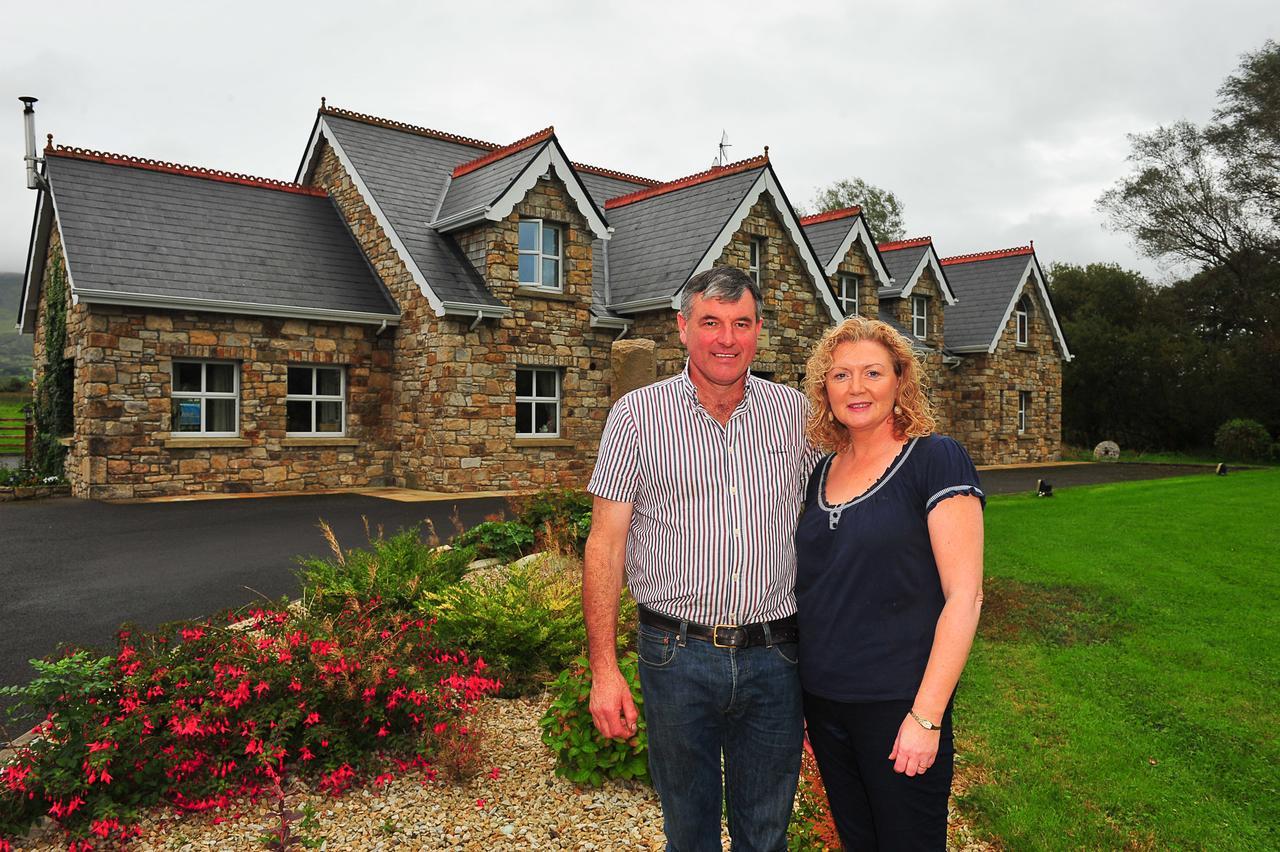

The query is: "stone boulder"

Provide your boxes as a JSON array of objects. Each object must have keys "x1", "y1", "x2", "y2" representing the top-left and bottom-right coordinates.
[{"x1": 1093, "y1": 440, "x2": 1120, "y2": 461}]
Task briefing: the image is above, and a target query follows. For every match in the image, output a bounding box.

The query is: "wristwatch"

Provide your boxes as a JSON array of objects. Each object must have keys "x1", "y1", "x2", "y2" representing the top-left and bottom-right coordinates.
[{"x1": 909, "y1": 710, "x2": 941, "y2": 731}]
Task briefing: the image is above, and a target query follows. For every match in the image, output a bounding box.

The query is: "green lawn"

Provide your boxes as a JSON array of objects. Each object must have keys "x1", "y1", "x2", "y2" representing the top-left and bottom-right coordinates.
[
  {"x1": 955, "y1": 469, "x2": 1279, "y2": 849},
  {"x1": 1060, "y1": 444, "x2": 1275, "y2": 466}
]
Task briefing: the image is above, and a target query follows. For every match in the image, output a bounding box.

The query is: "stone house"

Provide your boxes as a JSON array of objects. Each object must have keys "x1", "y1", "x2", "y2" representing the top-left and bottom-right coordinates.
[{"x1": 17, "y1": 104, "x2": 1069, "y2": 499}]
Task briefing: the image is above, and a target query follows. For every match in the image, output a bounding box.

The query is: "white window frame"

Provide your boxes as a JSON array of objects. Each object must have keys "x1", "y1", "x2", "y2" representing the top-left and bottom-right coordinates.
[
  {"x1": 171, "y1": 360, "x2": 239, "y2": 437},
  {"x1": 516, "y1": 367, "x2": 561, "y2": 438},
  {"x1": 912, "y1": 295, "x2": 928, "y2": 339},
  {"x1": 748, "y1": 237, "x2": 766, "y2": 285},
  {"x1": 1015, "y1": 298, "x2": 1030, "y2": 345},
  {"x1": 517, "y1": 218, "x2": 563, "y2": 292},
  {"x1": 1018, "y1": 391, "x2": 1029, "y2": 434},
  {"x1": 286, "y1": 365, "x2": 347, "y2": 436},
  {"x1": 838, "y1": 274, "x2": 860, "y2": 316}
]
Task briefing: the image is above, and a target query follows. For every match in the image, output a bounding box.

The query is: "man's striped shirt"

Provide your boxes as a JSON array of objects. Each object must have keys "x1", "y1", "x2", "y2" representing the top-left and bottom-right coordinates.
[{"x1": 588, "y1": 364, "x2": 821, "y2": 626}]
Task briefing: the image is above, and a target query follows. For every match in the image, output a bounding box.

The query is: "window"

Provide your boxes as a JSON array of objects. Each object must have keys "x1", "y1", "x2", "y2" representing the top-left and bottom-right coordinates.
[
  {"x1": 516, "y1": 368, "x2": 560, "y2": 437},
  {"x1": 172, "y1": 361, "x2": 238, "y2": 435},
  {"x1": 1015, "y1": 297, "x2": 1029, "y2": 345},
  {"x1": 838, "y1": 274, "x2": 860, "y2": 316},
  {"x1": 287, "y1": 366, "x2": 345, "y2": 434},
  {"x1": 912, "y1": 295, "x2": 928, "y2": 339},
  {"x1": 1018, "y1": 391, "x2": 1029, "y2": 434},
  {"x1": 748, "y1": 237, "x2": 766, "y2": 285},
  {"x1": 518, "y1": 219, "x2": 562, "y2": 290}
]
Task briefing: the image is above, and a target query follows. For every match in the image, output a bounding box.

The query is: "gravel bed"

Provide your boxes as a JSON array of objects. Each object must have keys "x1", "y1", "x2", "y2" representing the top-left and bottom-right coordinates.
[
  {"x1": 13, "y1": 697, "x2": 711, "y2": 851},
  {"x1": 13, "y1": 697, "x2": 988, "y2": 850}
]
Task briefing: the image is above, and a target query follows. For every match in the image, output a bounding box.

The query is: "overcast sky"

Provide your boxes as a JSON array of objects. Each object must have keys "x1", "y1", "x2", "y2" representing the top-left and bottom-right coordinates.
[{"x1": 4, "y1": 1, "x2": 1278, "y2": 291}]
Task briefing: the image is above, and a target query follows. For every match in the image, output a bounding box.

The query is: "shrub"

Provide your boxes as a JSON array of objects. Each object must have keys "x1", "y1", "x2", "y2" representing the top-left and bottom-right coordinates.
[
  {"x1": 538, "y1": 653, "x2": 648, "y2": 787},
  {"x1": 297, "y1": 521, "x2": 474, "y2": 614},
  {"x1": 425, "y1": 557, "x2": 587, "y2": 696},
  {"x1": 1213, "y1": 418, "x2": 1272, "y2": 461},
  {"x1": 0, "y1": 600, "x2": 499, "y2": 845},
  {"x1": 452, "y1": 519, "x2": 535, "y2": 563},
  {"x1": 514, "y1": 487, "x2": 593, "y2": 556}
]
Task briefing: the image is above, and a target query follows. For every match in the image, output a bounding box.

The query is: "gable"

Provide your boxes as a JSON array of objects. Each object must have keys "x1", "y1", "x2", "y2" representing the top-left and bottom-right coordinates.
[
  {"x1": 942, "y1": 251, "x2": 1071, "y2": 358},
  {"x1": 800, "y1": 209, "x2": 892, "y2": 288}
]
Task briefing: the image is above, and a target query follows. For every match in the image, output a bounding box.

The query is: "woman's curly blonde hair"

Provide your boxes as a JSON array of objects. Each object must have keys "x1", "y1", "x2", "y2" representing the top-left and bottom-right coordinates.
[{"x1": 803, "y1": 316, "x2": 937, "y2": 453}]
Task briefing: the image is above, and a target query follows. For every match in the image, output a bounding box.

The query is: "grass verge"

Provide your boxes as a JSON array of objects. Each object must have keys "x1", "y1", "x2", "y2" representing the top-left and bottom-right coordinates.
[{"x1": 955, "y1": 468, "x2": 1279, "y2": 849}]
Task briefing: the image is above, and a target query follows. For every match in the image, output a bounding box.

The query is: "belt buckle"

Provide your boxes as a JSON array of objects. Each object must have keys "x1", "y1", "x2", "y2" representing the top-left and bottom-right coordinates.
[{"x1": 712, "y1": 623, "x2": 741, "y2": 648}]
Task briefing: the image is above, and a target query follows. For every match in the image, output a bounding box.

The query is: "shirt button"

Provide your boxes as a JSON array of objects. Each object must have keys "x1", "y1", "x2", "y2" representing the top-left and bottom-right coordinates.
[
  {"x1": 733, "y1": 573, "x2": 740, "y2": 583},
  {"x1": 734, "y1": 528, "x2": 740, "y2": 536},
  {"x1": 730, "y1": 486, "x2": 737, "y2": 495},
  {"x1": 727, "y1": 446, "x2": 735, "y2": 454}
]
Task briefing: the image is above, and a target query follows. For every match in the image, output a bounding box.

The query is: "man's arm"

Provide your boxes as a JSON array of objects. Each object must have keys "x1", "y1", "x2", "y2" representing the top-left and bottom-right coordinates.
[{"x1": 583, "y1": 494, "x2": 638, "y2": 740}]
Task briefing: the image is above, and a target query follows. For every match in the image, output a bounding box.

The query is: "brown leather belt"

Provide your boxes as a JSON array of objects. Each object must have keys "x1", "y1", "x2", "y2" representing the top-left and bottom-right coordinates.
[{"x1": 638, "y1": 606, "x2": 798, "y2": 648}]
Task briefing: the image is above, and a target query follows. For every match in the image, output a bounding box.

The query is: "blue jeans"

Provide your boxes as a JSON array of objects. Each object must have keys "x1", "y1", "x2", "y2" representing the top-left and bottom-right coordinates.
[{"x1": 637, "y1": 621, "x2": 804, "y2": 852}]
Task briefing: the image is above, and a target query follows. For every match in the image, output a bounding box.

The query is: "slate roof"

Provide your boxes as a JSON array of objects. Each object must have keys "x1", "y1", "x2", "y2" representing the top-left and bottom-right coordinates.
[
  {"x1": 436, "y1": 137, "x2": 549, "y2": 223},
  {"x1": 317, "y1": 113, "x2": 502, "y2": 309},
  {"x1": 576, "y1": 168, "x2": 656, "y2": 209},
  {"x1": 938, "y1": 249, "x2": 1037, "y2": 351},
  {"x1": 605, "y1": 164, "x2": 766, "y2": 307},
  {"x1": 878, "y1": 243, "x2": 930, "y2": 298},
  {"x1": 802, "y1": 216, "x2": 857, "y2": 268},
  {"x1": 42, "y1": 150, "x2": 398, "y2": 320}
]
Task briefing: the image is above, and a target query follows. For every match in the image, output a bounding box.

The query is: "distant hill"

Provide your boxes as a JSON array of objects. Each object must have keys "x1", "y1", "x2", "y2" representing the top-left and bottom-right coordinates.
[{"x1": 0, "y1": 273, "x2": 33, "y2": 381}]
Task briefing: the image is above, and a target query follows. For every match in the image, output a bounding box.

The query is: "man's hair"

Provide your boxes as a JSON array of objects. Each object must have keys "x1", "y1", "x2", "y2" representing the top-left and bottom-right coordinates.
[{"x1": 679, "y1": 266, "x2": 762, "y2": 320}]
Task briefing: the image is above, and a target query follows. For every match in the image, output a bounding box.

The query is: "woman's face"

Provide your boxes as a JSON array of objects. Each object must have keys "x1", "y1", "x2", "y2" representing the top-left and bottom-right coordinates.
[{"x1": 824, "y1": 339, "x2": 900, "y2": 435}]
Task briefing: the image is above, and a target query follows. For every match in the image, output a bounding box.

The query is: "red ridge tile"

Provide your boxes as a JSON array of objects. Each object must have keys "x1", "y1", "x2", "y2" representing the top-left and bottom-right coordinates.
[
  {"x1": 798, "y1": 206, "x2": 862, "y2": 226},
  {"x1": 571, "y1": 162, "x2": 662, "y2": 187},
  {"x1": 604, "y1": 155, "x2": 769, "y2": 210},
  {"x1": 320, "y1": 105, "x2": 501, "y2": 151},
  {"x1": 452, "y1": 127, "x2": 555, "y2": 178},
  {"x1": 877, "y1": 236, "x2": 934, "y2": 252},
  {"x1": 940, "y1": 245, "x2": 1034, "y2": 266},
  {"x1": 46, "y1": 146, "x2": 327, "y2": 196}
]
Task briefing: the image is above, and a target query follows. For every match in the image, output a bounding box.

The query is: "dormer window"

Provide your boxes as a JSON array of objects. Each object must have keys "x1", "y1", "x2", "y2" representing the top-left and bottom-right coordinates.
[
  {"x1": 1015, "y1": 297, "x2": 1030, "y2": 345},
  {"x1": 748, "y1": 237, "x2": 766, "y2": 285},
  {"x1": 518, "y1": 219, "x2": 562, "y2": 291},
  {"x1": 838, "y1": 274, "x2": 860, "y2": 316},
  {"x1": 911, "y1": 295, "x2": 928, "y2": 339}
]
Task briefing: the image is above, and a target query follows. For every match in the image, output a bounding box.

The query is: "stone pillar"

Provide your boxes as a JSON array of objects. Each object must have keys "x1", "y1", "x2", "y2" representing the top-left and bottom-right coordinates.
[{"x1": 611, "y1": 338, "x2": 657, "y2": 402}]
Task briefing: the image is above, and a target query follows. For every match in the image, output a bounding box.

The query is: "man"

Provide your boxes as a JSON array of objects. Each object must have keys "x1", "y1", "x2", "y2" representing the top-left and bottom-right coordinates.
[{"x1": 584, "y1": 266, "x2": 819, "y2": 851}]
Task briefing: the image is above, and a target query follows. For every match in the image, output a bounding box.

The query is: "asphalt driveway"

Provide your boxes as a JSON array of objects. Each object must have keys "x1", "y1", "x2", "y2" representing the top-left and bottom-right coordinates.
[{"x1": 0, "y1": 492, "x2": 507, "y2": 732}]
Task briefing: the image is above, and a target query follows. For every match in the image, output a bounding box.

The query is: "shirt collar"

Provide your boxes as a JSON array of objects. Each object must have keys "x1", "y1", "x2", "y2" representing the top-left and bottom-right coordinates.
[{"x1": 677, "y1": 360, "x2": 757, "y2": 411}]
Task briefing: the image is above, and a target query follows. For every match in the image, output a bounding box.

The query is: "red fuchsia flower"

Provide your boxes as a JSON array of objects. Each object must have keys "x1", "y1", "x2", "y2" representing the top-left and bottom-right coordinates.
[
  {"x1": 377, "y1": 726, "x2": 389, "y2": 737},
  {"x1": 181, "y1": 626, "x2": 205, "y2": 642},
  {"x1": 476, "y1": 798, "x2": 486, "y2": 809},
  {"x1": 289, "y1": 678, "x2": 303, "y2": 693},
  {"x1": 299, "y1": 747, "x2": 314, "y2": 762},
  {"x1": 276, "y1": 648, "x2": 293, "y2": 664},
  {"x1": 244, "y1": 739, "x2": 264, "y2": 755},
  {"x1": 170, "y1": 715, "x2": 201, "y2": 736},
  {"x1": 489, "y1": 766, "x2": 501, "y2": 780},
  {"x1": 253, "y1": 680, "x2": 270, "y2": 697},
  {"x1": 303, "y1": 712, "x2": 321, "y2": 727},
  {"x1": 373, "y1": 772, "x2": 394, "y2": 788}
]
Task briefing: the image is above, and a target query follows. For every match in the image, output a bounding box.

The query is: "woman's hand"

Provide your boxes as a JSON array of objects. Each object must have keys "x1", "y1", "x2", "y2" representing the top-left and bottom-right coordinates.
[{"x1": 888, "y1": 714, "x2": 940, "y2": 776}]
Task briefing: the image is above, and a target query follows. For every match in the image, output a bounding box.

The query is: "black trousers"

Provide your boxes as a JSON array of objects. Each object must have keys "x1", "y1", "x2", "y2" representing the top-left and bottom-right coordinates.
[{"x1": 803, "y1": 692, "x2": 954, "y2": 851}]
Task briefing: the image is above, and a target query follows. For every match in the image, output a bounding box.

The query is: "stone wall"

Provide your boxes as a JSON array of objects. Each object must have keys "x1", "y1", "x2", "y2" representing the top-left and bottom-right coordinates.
[
  {"x1": 946, "y1": 279, "x2": 1063, "y2": 464},
  {"x1": 628, "y1": 191, "x2": 838, "y2": 391},
  {"x1": 314, "y1": 147, "x2": 617, "y2": 492}
]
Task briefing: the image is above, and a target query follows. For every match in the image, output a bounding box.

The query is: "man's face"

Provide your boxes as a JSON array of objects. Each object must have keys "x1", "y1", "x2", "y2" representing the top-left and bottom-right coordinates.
[{"x1": 676, "y1": 291, "x2": 763, "y2": 390}]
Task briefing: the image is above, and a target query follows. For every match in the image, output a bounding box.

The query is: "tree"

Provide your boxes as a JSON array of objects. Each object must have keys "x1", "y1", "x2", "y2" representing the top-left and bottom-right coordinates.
[
  {"x1": 809, "y1": 178, "x2": 906, "y2": 242},
  {"x1": 1098, "y1": 41, "x2": 1280, "y2": 280}
]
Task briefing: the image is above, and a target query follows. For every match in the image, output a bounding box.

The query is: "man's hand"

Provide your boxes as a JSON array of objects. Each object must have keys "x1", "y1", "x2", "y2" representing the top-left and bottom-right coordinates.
[{"x1": 589, "y1": 664, "x2": 639, "y2": 740}]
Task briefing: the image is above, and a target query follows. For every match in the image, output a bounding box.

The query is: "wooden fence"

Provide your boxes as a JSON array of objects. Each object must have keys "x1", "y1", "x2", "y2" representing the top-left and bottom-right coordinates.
[{"x1": 0, "y1": 416, "x2": 31, "y2": 462}]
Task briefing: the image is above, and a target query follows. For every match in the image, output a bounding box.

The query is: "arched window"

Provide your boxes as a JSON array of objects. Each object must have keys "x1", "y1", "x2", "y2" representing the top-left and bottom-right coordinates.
[{"x1": 1015, "y1": 297, "x2": 1030, "y2": 345}]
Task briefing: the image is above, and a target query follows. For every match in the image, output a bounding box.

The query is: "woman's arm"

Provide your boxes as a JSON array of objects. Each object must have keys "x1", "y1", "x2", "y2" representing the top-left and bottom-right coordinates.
[{"x1": 889, "y1": 493, "x2": 984, "y2": 775}]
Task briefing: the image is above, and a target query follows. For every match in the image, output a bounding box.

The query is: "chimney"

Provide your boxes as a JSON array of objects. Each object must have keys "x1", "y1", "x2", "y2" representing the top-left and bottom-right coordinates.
[{"x1": 19, "y1": 96, "x2": 44, "y2": 190}]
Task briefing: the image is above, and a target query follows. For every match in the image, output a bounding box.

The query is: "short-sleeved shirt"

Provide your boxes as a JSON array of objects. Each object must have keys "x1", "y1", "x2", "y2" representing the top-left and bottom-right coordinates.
[
  {"x1": 795, "y1": 434, "x2": 984, "y2": 701},
  {"x1": 588, "y1": 364, "x2": 821, "y2": 626}
]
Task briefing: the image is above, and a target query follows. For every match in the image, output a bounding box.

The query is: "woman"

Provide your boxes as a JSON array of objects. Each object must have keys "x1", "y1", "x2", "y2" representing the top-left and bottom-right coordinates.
[{"x1": 796, "y1": 316, "x2": 984, "y2": 850}]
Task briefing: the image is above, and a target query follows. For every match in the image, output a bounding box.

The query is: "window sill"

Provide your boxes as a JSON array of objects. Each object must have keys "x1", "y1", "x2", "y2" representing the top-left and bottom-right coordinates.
[
  {"x1": 281, "y1": 437, "x2": 360, "y2": 447},
  {"x1": 512, "y1": 437, "x2": 575, "y2": 448},
  {"x1": 161, "y1": 436, "x2": 252, "y2": 448},
  {"x1": 514, "y1": 287, "x2": 576, "y2": 303}
]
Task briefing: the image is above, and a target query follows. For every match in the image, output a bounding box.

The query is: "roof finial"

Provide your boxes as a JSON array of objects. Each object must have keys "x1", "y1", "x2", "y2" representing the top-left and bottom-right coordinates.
[
  {"x1": 764, "y1": 145, "x2": 769, "y2": 161},
  {"x1": 45, "y1": 133, "x2": 53, "y2": 152},
  {"x1": 320, "y1": 96, "x2": 327, "y2": 111},
  {"x1": 1030, "y1": 239, "x2": 1035, "y2": 250}
]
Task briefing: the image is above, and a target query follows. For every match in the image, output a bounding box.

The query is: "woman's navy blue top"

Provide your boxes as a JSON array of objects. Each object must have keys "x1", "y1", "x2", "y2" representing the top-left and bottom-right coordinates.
[{"x1": 795, "y1": 434, "x2": 984, "y2": 702}]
